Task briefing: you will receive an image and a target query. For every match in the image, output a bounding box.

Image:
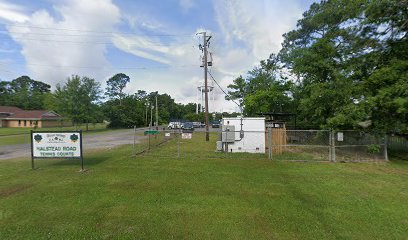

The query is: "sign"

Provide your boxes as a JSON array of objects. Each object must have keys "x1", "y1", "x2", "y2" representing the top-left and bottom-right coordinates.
[
  {"x1": 337, "y1": 132, "x2": 344, "y2": 142},
  {"x1": 165, "y1": 133, "x2": 171, "y2": 137},
  {"x1": 144, "y1": 130, "x2": 159, "y2": 135},
  {"x1": 31, "y1": 131, "x2": 83, "y2": 170},
  {"x1": 181, "y1": 133, "x2": 192, "y2": 139}
]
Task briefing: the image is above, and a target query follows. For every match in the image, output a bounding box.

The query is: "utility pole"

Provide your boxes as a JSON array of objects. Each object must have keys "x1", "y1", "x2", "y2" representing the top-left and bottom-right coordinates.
[
  {"x1": 150, "y1": 104, "x2": 153, "y2": 130},
  {"x1": 197, "y1": 31, "x2": 211, "y2": 141},
  {"x1": 145, "y1": 102, "x2": 148, "y2": 126},
  {"x1": 155, "y1": 91, "x2": 158, "y2": 129}
]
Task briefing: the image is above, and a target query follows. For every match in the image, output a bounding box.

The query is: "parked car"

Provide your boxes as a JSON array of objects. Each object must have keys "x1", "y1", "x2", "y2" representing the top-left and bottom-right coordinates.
[
  {"x1": 211, "y1": 120, "x2": 220, "y2": 128},
  {"x1": 182, "y1": 122, "x2": 194, "y2": 132},
  {"x1": 168, "y1": 122, "x2": 181, "y2": 129},
  {"x1": 192, "y1": 122, "x2": 202, "y2": 128}
]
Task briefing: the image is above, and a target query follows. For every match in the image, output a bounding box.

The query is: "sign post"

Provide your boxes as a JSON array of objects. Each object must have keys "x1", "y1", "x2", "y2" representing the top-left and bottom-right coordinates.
[{"x1": 30, "y1": 130, "x2": 84, "y2": 171}]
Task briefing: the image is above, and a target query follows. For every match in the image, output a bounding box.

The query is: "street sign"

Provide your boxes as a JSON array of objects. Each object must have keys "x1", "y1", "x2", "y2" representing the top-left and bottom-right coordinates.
[
  {"x1": 31, "y1": 131, "x2": 83, "y2": 170},
  {"x1": 337, "y1": 132, "x2": 344, "y2": 142},
  {"x1": 144, "y1": 130, "x2": 159, "y2": 135},
  {"x1": 182, "y1": 133, "x2": 192, "y2": 139}
]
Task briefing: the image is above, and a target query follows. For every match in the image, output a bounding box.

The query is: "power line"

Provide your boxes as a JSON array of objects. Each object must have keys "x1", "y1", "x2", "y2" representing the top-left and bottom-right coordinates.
[
  {"x1": 1, "y1": 23, "x2": 193, "y2": 37},
  {"x1": 0, "y1": 35, "x2": 181, "y2": 46},
  {"x1": 0, "y1": 62, "x2": 196, "y2": 70},
  {"x1": 0, "y1": 30, "x2": 194, "y2": 46},
  {"x1": 0, "y1": 29, "x2": 118, "y2": 38},
  {"x1": 0, "y1": 67, "x2": 18, "y2": 74},
  {"x1": 207, "y1": 70, "x2": 241, "y2": 110}
]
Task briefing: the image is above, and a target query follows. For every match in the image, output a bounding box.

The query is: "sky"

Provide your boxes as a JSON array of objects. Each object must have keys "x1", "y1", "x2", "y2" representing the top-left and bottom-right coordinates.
[{"x1": 0, "y1": 0, "x2": 316, "y2": 112}]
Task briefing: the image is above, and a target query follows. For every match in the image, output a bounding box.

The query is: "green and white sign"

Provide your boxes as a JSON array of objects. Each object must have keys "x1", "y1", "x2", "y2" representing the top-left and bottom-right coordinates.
[{"x1": 31, "y1": 132, "x2": 82, "y2": 158}]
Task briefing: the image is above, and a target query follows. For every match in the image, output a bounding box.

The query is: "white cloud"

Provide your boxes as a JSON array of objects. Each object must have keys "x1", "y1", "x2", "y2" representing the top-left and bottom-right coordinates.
[
  {"x1": 212, "y1": 0, "x2": 302, "y2": 73},
  {"x1": 123, "y1": 14, "x2": 163, "y2": 31},
  {"x1": 179, "y1": 0, "x2": 195, "y2": 13},
  {"x1": 112, "y1": 34, "x2": 171, "y2": 64},
  {"x1": 205, "y1": 0, "x2": 304, "y2": 112},
  {"x1": 6, "y1": 0, "x2": 120, "y2": 86},
  {"x1": 1, "y1": 0, "x2": 306, "y2": 113},
  {"x1": 0, "y1": 1, "x2": 29, "y2": 23}
]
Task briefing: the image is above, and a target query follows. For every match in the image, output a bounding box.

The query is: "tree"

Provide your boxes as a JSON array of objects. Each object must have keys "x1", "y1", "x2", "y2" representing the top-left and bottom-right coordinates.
[
  {"x1": 278, "y1": 0, "x2": 407, "y2": 131},
  {"x1": 226, "y1": 54, "x2": 294, "y2": 116},
  {"x1": 102, "y1": 94, "x2": 146, "y2": 128},
  {"x1": 54, "y1": 75, "x2": 102, "y2": 128},
  {"x1": 0, "y1": 80, "x2": 11, "y2": 106},
  {"x1": 105, "y1": 73, "x2": 130, "y2": 106},
  {"x1": 0, "y1": 76, "x2": 51, "y2": 109},
  {"x1": 81, "y1": 77, "x2": 103, "y2": 131},
  {"x1": 226, "y1": 75, "x2": 246, "y2": 112}
]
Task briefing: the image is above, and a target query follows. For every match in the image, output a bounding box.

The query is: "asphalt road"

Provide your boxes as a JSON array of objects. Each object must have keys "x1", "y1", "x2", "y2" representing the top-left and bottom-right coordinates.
[
  {"x1": 0, "y1": 126, "x2": 220, "y2": 160},
  {"x1": 0, "y1": 129, "x2": 146, "y2": 160}
]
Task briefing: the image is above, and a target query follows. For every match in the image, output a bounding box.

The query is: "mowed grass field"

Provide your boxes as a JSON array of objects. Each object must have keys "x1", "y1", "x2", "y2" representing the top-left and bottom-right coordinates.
[{"x1": 0, "y1": 133, "x2": 407, "y2": 239}]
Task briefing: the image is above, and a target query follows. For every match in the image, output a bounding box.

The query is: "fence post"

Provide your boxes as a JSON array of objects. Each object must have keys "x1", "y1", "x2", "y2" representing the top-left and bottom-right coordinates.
[
  {"x1": 271, "y1": 127, "x2": 273, "y2": 160},
  {"x1": 177, "y1": 128, "x2": 180, "y2": 158},
  {"x1": 133, "y1": 125, "x2": 136, "y2": 156},
  {"x1": 384, "y1": 134, "x2": 389, "y2": 161},
  {"x1": 329, "y1": 130, "x2": 332, "y2": 162},
  {"x1": 148, "y1": 131, "x2": 151, "y2": 151},
  {"x1": 332, "y1": 130, "x2": 336, "y2": 162},
  {"x1": 268, "y1": 127, "x2": 272, "y2": 160}
]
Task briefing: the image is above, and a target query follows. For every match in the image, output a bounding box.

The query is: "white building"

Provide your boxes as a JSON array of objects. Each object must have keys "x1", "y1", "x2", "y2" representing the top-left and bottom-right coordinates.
[{"x1": 219, "y1": 117, "x2": 265, "y2": 153}]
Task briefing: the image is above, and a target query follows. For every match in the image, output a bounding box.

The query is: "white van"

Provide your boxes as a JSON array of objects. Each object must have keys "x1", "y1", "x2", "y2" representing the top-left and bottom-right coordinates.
[{"x1": 168, "y1": 122, "x2": 181, "y2": 129}]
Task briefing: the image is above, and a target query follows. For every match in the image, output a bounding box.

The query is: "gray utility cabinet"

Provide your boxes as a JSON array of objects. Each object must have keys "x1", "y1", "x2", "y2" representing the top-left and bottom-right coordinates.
[{"x1": 222, "y1": 125, "x2": 235, "y2": 143}]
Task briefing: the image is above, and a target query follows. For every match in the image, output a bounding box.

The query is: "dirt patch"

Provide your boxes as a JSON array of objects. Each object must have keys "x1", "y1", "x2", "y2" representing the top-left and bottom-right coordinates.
[{"x1": 0, "y1": 184, "x2": 33, "y2": 198}]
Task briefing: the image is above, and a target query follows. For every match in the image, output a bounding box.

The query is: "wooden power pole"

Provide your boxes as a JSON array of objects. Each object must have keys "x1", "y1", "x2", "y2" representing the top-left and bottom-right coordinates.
[{"x1": 198, "y1": 31, "x2": 211, "y2": 141}]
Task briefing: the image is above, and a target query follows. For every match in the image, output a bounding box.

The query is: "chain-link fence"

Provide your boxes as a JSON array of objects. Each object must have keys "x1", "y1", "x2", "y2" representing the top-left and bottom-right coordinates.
[
  {"x1": 129, "y1": 128, "x2": 222, "y2": 159},
  {"x1": 267, "y1": 129, "x2": 331, "y2": 162},
  {"x1": 130, "y1": 127, "x2": 388, "y2": 162},
  {"x1": 333, "y1": 131, "x2": 387, "y2": 162},
  {"x1": 387, "y1": 135, "x2": 408, "y2": 156},
  {"x1": 268, "y1": 129, "x2": 387, "y2": 162}
]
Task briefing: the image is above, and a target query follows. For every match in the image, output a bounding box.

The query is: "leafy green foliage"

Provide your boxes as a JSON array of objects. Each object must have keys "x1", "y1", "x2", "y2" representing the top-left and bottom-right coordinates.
[
  {"x1": 226, "y1": 0, "x2": 407, "y2": 133},
  {"x1": 52, "y1": 75, "x2": 103, "y2": 127},
  {"x1": 226, "y1": 54, "x2": 294, "y2": 116},
  {"x1": 0, "y1": 76, "x2": 51, "y2": 110},
  {"x1": 103, "y1": 91, "x2": 200, "y2": 128},
  {"x1": 367, "y1": 144, "x2": 381, "y2": 154},
  {"x1": 280, "y1": 0, "x2": 407, "y2": 132},
  {"x1": 105, "y1": 73, "x2": 130, "y2": 106}
]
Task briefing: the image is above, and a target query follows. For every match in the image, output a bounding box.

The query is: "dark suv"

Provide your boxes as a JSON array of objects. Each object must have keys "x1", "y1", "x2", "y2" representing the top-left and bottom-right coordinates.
[
  {"x1": 182, "y1": 122, "x2": 194, "y2": 132},
  {"x1": 211, "y1": 120, "x2": 220, "y2": 128}
]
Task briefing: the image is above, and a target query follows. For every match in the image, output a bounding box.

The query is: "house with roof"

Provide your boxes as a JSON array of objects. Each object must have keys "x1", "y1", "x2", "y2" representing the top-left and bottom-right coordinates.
[{"x1": 0, "y1": 106, "x2": 66, "y2": 128}]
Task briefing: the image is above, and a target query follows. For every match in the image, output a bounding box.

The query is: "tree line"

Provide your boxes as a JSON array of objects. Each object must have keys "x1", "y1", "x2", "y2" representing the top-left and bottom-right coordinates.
[
  {"x1": 226, "y1": 0, "x2": 407, "y2": 133},
  {"x1": 0, "y1": 73, "x2": 230, "y2": 129}
]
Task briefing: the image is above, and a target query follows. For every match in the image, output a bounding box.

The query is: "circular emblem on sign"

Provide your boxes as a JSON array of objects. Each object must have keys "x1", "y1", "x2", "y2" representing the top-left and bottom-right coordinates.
[
  {"x1": 34, "y1": 134, "x2": 42, "y2": 143},
  {"x1": 70, "y1": 134, "x2": 79, "y2": 142}
]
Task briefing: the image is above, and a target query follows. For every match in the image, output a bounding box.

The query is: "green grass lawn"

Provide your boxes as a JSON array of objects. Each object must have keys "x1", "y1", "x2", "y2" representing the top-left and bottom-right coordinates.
[{"x1": 0, "y1": 134, "x2": 407, "y2": 239}]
